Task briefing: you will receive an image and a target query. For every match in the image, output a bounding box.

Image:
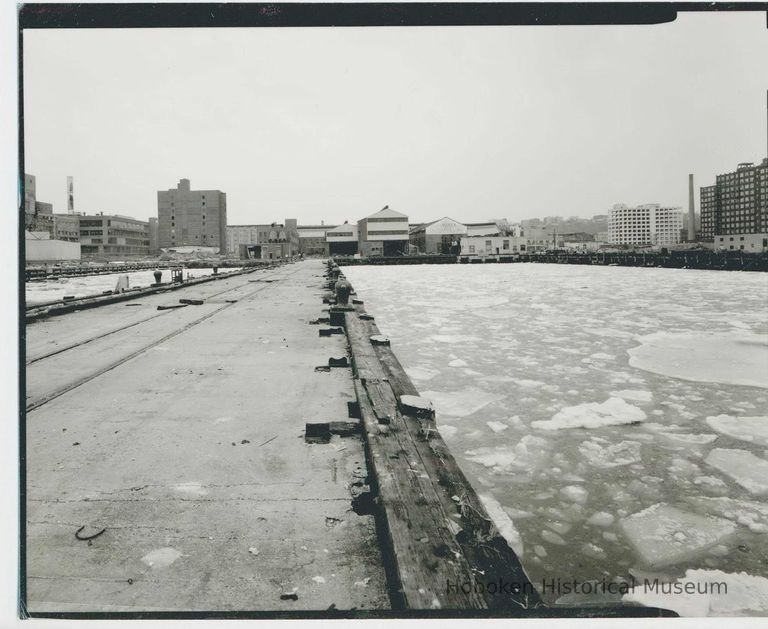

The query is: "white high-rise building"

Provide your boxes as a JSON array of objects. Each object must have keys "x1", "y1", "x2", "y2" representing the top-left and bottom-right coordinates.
[{"x1": 608, "y1": 203, "x2": 682, "y2": 247}]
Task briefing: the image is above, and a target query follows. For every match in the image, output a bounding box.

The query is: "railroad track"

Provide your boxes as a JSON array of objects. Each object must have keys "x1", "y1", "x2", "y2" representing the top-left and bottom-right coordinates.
[
  {"x1": 25, "y1": 268, "x2": 271, "y2": 365},
  {"x1": 25, "y1": 264, "x2": 305, "y2": 413}
]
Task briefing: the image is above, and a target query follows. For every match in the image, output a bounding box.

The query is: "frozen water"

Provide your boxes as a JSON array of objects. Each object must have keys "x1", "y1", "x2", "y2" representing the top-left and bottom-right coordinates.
[
  {"x1": 486, "y1": 421, "x2": 508, "y2": 433},
  {"x1": 624, "y1": 570, "x2": 768, "y2": 616},
  {"x1": 343, "y1": 263, "x2": 768, "y2": 613},
  {"x1": 586, "y1": 511, "x2": 615, "y2": 527},
  {"x1": 478, "y1": 492, "x2": 523, "y2": 557},
  {"x1": 629, "y1": 332, "x2": 768, "y2": 388},
  {"x1": 705, "y1": 449, "x2": 768, "y2": 495},
  {"x1": 532, "y1": 397, "x2": 646, "y2": 430},
  {"x1": 420, "y1": 389, "x2": 503, "y2": 418},
  {"x1": 26, "y1": 267, "x2": 233, "y2": 305},
  {"x1": 578, "y1": 439, "x2": 642, "y2": 468},
  {"x1": 559, "y1": 485, "x2": 589, "y2": 504},
  {"x1": 620, "y1": 503, "x2": 736, "y2": 568},
  {"x1": 706, "y1": 415, "x2": 768, "y2": 447}
]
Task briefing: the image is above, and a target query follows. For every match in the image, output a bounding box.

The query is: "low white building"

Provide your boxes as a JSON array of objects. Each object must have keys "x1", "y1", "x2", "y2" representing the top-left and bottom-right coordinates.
[
  {"x1": 459, "y1": 235, "x2": 549, "y2": 256},
  {"x1": 714, "y1": 233, "x2": 768, "y2": 252},
  {"x1": 25, "y1": 231, "x2": 81, "y2": 263}
]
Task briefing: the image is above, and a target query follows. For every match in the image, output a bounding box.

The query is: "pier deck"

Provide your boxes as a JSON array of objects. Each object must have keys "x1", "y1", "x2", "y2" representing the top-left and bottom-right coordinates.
[{"x1": 24, "y1": 260, "x2": 388, "y2": 613}]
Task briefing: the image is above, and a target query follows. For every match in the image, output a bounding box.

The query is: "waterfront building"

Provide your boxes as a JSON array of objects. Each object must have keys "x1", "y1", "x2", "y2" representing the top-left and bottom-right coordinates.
[
  {"x1": 607, "y1": 203, "x2": 682, "y2": 247},
  {"x1": 297, "y1": 224, "x2": 336, "y2": 256},
  {"x1": 78, "y1": 213, "x2": 150, "y2": 258},
  {"x1": 53, "y1": 213, "x2": 80, "y2": 242},
  {"x1": 460, "y1": 235, "x2": 549, "y2": 256},
  {"x1": 157, "y1": 178, "x2": 227, "y2": 253},
  {"x1": 227, "y1": 220, "x2": 300, "y2": 258},
  {"x1": 25, "y1": 230, "x2": 81, "y2": 263},
  {"x1": 409, "y1": 217, "x2": 467, "y2": 254},
  {"x1": 700, "y1": 158, "x2": 768, "y2": 250},
  {"x1": 326, "y1": 222, "x2": 358, "y2": 256},
  {"x1": 357, "y1": 206, "x2": 409, "y2": 257}
]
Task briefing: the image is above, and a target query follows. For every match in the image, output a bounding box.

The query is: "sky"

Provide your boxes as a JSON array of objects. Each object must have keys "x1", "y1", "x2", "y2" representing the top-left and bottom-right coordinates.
[{"x1": 22, "y1": 11, "x2": 768, "y2": 226}]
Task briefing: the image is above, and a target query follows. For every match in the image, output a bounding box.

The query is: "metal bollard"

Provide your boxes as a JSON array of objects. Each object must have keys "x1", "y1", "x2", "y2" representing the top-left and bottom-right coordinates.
[
  {"x1": 335, "y1": 279, "x2": 352, "y2": 305},
  {"x1": 213, "y1": 265, "x2": 218, "y2": 276},
  {"x1": 153, "y1": 270, "x2": 163, "y2": 285}
]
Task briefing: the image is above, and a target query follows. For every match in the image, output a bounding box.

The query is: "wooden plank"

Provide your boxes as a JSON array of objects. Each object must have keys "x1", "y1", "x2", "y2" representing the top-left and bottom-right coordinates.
[
  {"x1": 353, "y1": 378, "x2": 486, "y2": 610},
  {"x1": 348, "y1": 296, "x2": 542, "y2": 611}
]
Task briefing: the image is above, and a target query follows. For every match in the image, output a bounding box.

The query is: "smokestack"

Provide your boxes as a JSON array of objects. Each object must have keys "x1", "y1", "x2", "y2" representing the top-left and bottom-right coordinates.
[
  {"x1": 67, "y1": 176, "x2": 74, "y2": 214},
  {"x1": 687, "y1": 173, "x2": 695, "y2": 241}
]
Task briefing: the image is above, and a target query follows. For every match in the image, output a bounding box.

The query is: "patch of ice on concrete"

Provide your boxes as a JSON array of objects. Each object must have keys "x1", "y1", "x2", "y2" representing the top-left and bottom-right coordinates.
[
  {"x1": 559, "y1": 485, "x2": 588, "y2": 504},
  {"x1": 532, "y1": 397, "x2": 646, "y2": 430},
  {"x1": 141, "y1": 547, "x2": 183, "y2": 569},
  {"x1": 706, "y1": 415, "x2": 768, "y2": 447},
  {"x1": 610, "y1": 389, "x2": 653, "y2": 403},
  {"x1": 705, "y1": 449, "x2": 768, "y2": 495},
  {"x1": 628, "y1": 331, "x2": 768, "y2": 388},
  {"x1": 311, "y1": 576, "x2": 326, "y2": 584},
  {"x1": 578, "y1": 439, "x2": 642, "y2": 469},
  {"x1": 421, "y1": 389, "x2": 504, "y2": 418},
  {"x1": 478, "y1": 492, "x2": 523, "y2": 557},
  {"x1": 404, "y1": 366, "x2": 439, "y2": 382},
  {"x1": 620, "y1": 503, "x2": 736, "y2": 568},
  {"x1": 448, "y1": 359, "x2": 468, "y2": 368},
  {"x1": 586, "y1": 511, "x2": 615, "y2": 527},
  {"x1": 624, "y1": 569, "x2": 768, "y2": 616},
  {"x1": 173, "y1": 482, "x2": 208, "y2": 496}
]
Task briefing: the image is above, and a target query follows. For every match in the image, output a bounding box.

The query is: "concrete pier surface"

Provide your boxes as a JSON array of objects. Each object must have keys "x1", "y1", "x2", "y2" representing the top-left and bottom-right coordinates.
[{"x1": 24, "y1": 260, "x2": 388, "y2": 613}]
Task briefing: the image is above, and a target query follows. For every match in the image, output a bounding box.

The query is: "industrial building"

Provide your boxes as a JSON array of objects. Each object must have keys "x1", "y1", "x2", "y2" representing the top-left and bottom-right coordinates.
[
  {"x1": 25, "y1": 230, "x2": 81, "y2": 264},
  {"x1": 297, "y1": 224, "x2": 336, "y2": 256},
  {"x1": 357, "y1": 206, "x2": 409, "y2": 257},
  {"x1": 157, "y1": 178, "x2": 227, "y2": 253},
  {"x1": 408, "y1": 217, "x2": 467, "y2": 254},
  {"x1": 607, "y1": 203, "x2": 682, "y2": 247},
  {"x1": 700, "y1": 158, "x2": 768, "y2": 250},
  {"x1": 53, "y1": 214, "x2": 80, "y2": 242},
  {"x1": 78, "y1": 213, "x2": 150, "y2": 258},
  {"x1": 23, "y1": 173, "x2": 55, "y2": 237},
  {"x1": 325, "y1": 222, "x2": 358, "y2": 256},
  {"x1": 227, "y1": 220, "x2": 300, "y2": 259}
]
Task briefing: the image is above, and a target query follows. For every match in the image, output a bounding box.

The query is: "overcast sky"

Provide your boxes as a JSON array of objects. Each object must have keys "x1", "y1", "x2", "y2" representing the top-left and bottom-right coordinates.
[{"x1": 22, "y1": 11, "x2": 768, "y2": 226}]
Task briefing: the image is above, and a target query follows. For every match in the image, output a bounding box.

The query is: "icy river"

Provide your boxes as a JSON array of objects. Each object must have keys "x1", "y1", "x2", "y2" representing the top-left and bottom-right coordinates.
[
  {"x1": 343, "y1": 263, "x2": 768, "y2": 616},
  {"x1": 25, "y1": 267, "x2": 236, "y2": 306}
]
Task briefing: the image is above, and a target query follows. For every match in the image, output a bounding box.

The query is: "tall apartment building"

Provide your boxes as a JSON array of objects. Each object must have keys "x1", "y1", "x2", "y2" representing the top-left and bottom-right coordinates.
[
  {"x1": 607, "y1": 203, "x2": 682, "y2": 247},
  {"x1": 700, "y1": 158, "x2": 768, "y2": 250},
  {"x1": 78, "y1": 213, "x2": 150, "y2": 258},
  {"x1": 157, "y1": 179, "x2": 227, "y2": 252}
]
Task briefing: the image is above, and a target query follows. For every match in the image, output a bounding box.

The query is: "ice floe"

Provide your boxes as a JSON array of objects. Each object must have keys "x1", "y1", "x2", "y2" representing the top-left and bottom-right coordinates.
[
  {"x1": 686, "y1": 496, "x2": 768, "y2": 533},
  {"x1": 623, "y1": 569, "x2": 768, "y2": 616},
  {"x1": 486, "y1": 421, "x2": 508, "y2": 433},
  {"x1": 628, "y1": 331, "x2": 768, "y2": 388},
  {"x1": 478, "y1": 492, "x2": 523, "y2": 557},
  {"x1": 404, "y1": 366, "x2": 439, "y2": 381},
  {"x1": 578, "y1": 439, "x2": 642, "y2": 468},
  {"x1": 705, "y1": 415, "x2": 768, "y2": 447},
  {"x1": 610, "y1": 389, "x2": 653, "y2": 403},
  {"x1": 559, "y1": 485, "x2": 588, "y2": 504},
  {"x1": 421, "y1": 389, "x2": 504, "y2": 418},
  {"x1": 586, "y1": 511, "x2": 615, "y2": 527},
  {"x1": 532, "y1": 397, "x2": 646, "y2": 431},
  {"x1": 704, "y1": 448, "x2": 768, "y2": 495},
  {"x1": 620, "y1": 503, "x2": 736, "y2": 568}
]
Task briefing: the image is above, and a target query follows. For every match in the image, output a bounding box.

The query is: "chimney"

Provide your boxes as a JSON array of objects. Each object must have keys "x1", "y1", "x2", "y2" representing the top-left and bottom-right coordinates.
[
  {"x1": 687, "y1": 174, "x2": 695, "y2": 241},
  {"x1": 67, "y1": 176, "x2": 74, "y2": 214}
]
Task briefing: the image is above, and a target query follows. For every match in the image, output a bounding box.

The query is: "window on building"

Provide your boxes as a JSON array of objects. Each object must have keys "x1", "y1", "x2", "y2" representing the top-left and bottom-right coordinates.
[{"x1": 469, "y1": 245, "x2": 475, "y2": 253}]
